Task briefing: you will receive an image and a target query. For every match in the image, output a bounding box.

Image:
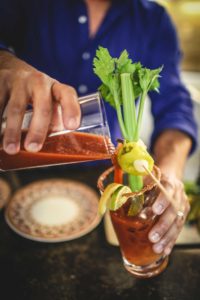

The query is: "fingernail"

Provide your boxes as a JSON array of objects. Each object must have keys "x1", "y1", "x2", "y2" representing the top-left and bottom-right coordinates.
[
  {"x1": 67, "y1": 117, "x2": 80, "y2": 129},
  {"x1": 26, "y1": 143, "x2": 40, "y2": 152},
  {"x1": 5, "y1": 143, "x2": 17, "y2": 154},
  {"x1": 154, "y1": 244, "x2": 163, "y2": 254},
  {"x1": 150, "y1": 232, "x2": 160, "y2": 243},
  {"x1": 154, "y1": 203, "x2": 164, "y2": 214}
]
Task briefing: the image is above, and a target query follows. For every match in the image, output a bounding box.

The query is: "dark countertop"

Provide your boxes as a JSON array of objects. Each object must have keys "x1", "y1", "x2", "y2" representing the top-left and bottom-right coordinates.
[{"x1": 0, "y1": 163, "x2": 200, "y2": 300}]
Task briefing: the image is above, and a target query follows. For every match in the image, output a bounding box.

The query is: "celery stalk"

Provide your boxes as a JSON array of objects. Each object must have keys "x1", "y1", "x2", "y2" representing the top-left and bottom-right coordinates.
[
  {"x1": 120, "y1": 73, "x2": 143, "y2": 192},
  {"x1": 129, "y1": 175, "x2": 143, "y2": 192},
  {"x1": 134, "y1": 91, "x2": 147, "y2": 141},
  {"x1": 112, "y1": 87, "x2": 128, "y2": 140},
  {"x1": 121, "y1": 73, "x2": 137, "y2": 141},
  {"x1": 93, "y1": 47, "x2": 162, "y2": 194}
]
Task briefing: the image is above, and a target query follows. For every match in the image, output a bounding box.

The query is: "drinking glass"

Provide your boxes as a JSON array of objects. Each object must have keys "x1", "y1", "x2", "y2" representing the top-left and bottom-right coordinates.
[
  {"x1": 0, "y1": 93, "x2": 114, "y2": 171},
  {"x1": 98, "y1": 165, "x2": 169, "y2": 278}
]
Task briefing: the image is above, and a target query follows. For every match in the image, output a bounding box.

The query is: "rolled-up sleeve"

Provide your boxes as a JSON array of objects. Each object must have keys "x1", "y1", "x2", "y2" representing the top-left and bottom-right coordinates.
[
  {"x1": 0, "y1": 0, "x2": 25, "y2": 52},
  {"x1": 146, "y1": 7, "x2": 198, "y2": 154}
]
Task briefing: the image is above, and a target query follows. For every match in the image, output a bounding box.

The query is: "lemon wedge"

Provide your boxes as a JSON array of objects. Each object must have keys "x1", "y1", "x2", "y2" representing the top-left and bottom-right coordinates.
[{"x1": 98, "y1": 183, "x2": 131, "y2": 215}]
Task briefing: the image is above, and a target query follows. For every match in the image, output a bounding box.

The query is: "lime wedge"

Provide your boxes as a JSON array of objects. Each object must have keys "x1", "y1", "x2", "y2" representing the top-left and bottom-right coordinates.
[
  {"x1": 98, "y1": 183, "x2": 123, "y2": 215},
  {"x1": 109, "y1": 185, "x2": 132, "y2": 211},
  {"x1": 98, "y1": 183, "x2": 131, "y2": 215}
]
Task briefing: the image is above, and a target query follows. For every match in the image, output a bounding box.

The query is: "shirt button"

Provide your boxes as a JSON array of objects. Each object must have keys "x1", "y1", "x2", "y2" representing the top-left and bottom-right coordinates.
[
  {"x1": 78, "y1": 15, "x2": 87, "y2": 24},
  {"x1": 82, "y1": 52, "x2": 90, "y2": 60},
  {"x1": 78, "y1": 85, "x2": 88, "y2": 94}
]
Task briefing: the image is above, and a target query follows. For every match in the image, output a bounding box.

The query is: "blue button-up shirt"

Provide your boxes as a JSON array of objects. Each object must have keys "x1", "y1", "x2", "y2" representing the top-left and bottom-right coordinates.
[{"x1": 0, "y1": 0, "x2": 197, "y2": 152}]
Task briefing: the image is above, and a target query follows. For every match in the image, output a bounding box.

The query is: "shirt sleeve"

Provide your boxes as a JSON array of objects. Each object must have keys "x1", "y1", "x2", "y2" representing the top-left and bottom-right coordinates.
[
  {"x1": 146, "y1": 6, "x2": 198, "y2": 154},
  {"x1": 0, "y1": 0, "x2": 25, "y2": 52}
]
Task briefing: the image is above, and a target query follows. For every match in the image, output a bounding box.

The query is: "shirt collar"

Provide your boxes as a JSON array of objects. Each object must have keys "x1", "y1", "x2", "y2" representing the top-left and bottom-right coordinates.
[{"x1": 89, "y1": 0, "x2": 131, "y2": 41}]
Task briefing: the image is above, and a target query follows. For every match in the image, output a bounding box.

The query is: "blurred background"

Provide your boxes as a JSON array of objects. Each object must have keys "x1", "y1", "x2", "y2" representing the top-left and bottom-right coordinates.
[
  {"x1": 142, "y1": 0, "x2": 200, "y2": 182},
  {"x1": 158, "y1": 0, "x2": 200, "y2": 72}
]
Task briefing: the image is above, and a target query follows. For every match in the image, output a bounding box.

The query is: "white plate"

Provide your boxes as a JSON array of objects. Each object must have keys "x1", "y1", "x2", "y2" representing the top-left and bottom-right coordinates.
[{"x1": 5, "y1": 179, "x2": 101, "y2": 242}]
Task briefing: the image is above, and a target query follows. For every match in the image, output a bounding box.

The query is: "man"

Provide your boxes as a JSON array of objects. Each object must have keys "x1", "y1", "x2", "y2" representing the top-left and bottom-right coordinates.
[{"x1": 0, "y1": 0, "x2": 197, "y2": 256}]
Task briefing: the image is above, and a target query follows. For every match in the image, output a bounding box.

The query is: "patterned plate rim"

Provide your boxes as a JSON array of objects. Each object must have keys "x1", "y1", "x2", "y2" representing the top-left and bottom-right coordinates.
[{"x1": 5, "y1": 178, "x2": 102, "y2": 243}]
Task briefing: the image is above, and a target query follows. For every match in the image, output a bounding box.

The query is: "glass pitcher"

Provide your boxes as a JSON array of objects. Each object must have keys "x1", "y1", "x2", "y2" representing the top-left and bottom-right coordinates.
[{"x1": 0, "y1": 93, "x2": 114, "y2": 171}]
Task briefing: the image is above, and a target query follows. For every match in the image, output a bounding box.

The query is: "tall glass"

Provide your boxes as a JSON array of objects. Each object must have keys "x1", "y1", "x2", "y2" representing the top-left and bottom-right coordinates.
[
  {"x1": 0, "y1": 93, "x2": 114, "y2": 171},
  {"x1": 98, "y1": 166, "x2": 169, "y2": 278}
]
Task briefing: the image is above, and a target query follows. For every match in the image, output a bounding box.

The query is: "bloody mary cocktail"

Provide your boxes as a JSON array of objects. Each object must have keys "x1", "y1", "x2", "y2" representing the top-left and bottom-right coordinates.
[
  {"x1": 98, "y1": 165, "x2": 169, "y2": 278},
  {"x1": 94, "y1": 47, "x2": 168, "y2": 278},
  {"x1": 110, "y1": 193, "x2": 169, "y2": 277}
]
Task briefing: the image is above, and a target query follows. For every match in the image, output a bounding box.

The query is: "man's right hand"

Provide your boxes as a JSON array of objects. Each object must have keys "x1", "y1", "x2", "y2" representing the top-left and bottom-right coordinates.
[{"x1": 0, "y1": 51, "x2": 81, "y2": 155}]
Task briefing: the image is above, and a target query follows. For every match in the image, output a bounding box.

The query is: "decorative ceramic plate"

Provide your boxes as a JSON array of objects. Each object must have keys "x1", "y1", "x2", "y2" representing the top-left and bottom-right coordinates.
[
  {"x1": 0, "y1": 178, "x2": 11, "y2": 210},
  {"x1": 5, "y1": 179, "x2": 101, "y2": 242}
]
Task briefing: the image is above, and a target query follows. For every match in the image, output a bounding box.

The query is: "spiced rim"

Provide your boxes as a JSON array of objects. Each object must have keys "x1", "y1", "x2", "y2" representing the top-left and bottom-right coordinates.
[{"x1": 97, "y1": 165, "x2": 161, "y2": 197}]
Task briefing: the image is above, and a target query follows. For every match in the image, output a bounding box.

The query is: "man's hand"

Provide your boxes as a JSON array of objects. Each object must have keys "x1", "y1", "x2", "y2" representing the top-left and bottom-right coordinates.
[
  {"x1": 150, "y1": 129, "x2": 192, "y2": 255},
  {"x1": 0, "y1": 51, "x2": 81, "y2": 154},
  {"x1": 149, "y1": 174, "x2": 190, "y2": 256}
]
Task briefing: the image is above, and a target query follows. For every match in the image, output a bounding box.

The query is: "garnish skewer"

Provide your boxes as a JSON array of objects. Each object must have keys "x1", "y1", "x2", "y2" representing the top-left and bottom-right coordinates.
[{"x1": 142, "y1": 165, "x2": 184, "y2": 218}]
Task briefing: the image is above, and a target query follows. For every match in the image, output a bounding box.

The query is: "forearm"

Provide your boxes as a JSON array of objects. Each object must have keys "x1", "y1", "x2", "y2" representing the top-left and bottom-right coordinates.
[
  {"x1": 0, "y1": 50, "x2": 34, "y2": 71},
  {"x1": 153, "y1": 129, "x2": 192, "y2": 179}
]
